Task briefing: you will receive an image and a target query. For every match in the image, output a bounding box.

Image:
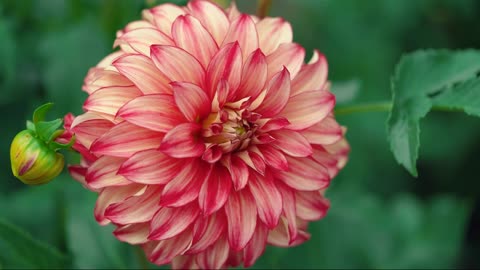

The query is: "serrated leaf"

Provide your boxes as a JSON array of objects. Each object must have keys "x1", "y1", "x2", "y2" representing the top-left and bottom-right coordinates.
[
  {"x1": 433, "y1": 77, "x2": 480, "y2": 117},
  {"x1": 0, "y1": 219, "x2": 66, "y2": 268},
  {"x1": 388, "y1": 49, "x2": 480, "y2": 176}
]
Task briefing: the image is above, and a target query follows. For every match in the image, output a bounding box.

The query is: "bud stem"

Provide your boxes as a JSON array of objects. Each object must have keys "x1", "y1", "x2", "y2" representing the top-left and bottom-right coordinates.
[{"x1": 257, "y1": 0, "x2": 272, "y2": 18}]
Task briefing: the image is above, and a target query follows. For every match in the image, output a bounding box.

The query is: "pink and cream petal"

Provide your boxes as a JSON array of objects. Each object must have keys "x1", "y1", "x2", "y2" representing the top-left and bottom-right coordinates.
[
  {"x1": 105, "y1": 185, "x2": 162, "y2": 225},
  {"x1": 235, "y1": 49, "x2": 267, "y2": 101},
  {"x1": 172, "y1": 15, "x2": 218, "y2": 68},
  {"x1": 224, "y1": 189, "x2": 257, "y2": 251},
  {"x1": 222, "y1": 14, "x2": 259, "y2": 61},
  {"x1": 85, "y1": 156, "x2": 130, "y2": 189},
  {"x1": 189, "y1": 211, "x2": 226, "y2": 254},
  {"x1": 114, "y1": 27, "x2": 174, "y2": 56},
  {"x1": 83, "y1": 86, "x2": 143, "y2": 119},
  {"x1": 221, "y1": 154, "x2": 249, "y2": 191},
  {"x1": 267, "y1": 43, "x2": 305, "y2": 80},
  {"x1": 71, "y1": 115, "x2": 115, "y2": 149},
  {"x1": 254, "y1": 68, "x2": 291, "y2": 118},
  {"x1": 113, "y1": 54, "x2": 171, "y2": 94},
  {"x1": 291, "y1": 50, "x2": 328, "y2": 95},
  {"x1": 276, "y1": 156, "x2": 331, "y2": 191},
  {"x1": 187, "y1": 0, "x2": 229, "y2": 46},
  {"x1": 277, "y1": 181, "x2": 298, "y2": 243},
  {"x1": 206, "y1": 42, "x2": 243, "y2": 98},
  {"x1": 195, "y1": 236, "x2": 229, "y2": 269},
  {"x1": 199, "y1": 165, "x2": 232, "y2": 215},
  {"x1": 248, "y1": 173, "x2": 282, "y2": 229},
  {"x1": 302, "y1": 115, "x2": 343, "y2": 145},
  {"x1": 159, "y1": 123, "x2": 205, "y2": 158},
  {"x1": 94, "y1": 184, "x2": 146, "y2": 225},
  {"x1": 143, "y1": 3, "x2": 186, "y2": 36},
  {"x1": 149, "y1": 203, "x2": 199, "y2": 241},
  {"x1": 256, "y1": 17, "x2": 293, "y2": 55},
  {"x1": 171, "y1": 82, "x2": 211, "y2": 122},
  {"x1": 296, "y1": 191, "x2": 330, "y2": 221},
  {"x1": 145, "y1": 228, "x2": 193, "y2": 265},
  {"x1": 118, "y1": 149, "x2": 182, "y2": 185},
  {"x1": 150, "y1": 45, "x2": 205, "y2": 86},
  {"x1": 91, "y1": 122, "x2": 164, "y2": 158},
  {"x1": 83, "y1": 69, "x2": 133, "y2": 94},
  {"x1": 243, "y1": 222, "x2": 268, "y2": 267},
  {"x1": 270, "y1": 129, "x2": 313, "y2": 157},
  {"x1": 280, "y1": 90, "x2": 335, "y2": 131},
  {"x1": 258, "y1": 144, "x2": 289, "y2": 171},
  {"x1": 117, "y1": 94, "x2": 185, "y2": 133},
  {"x1": 114, "y1": 222, "x2": 150, "y2": 245},
  {"x1": 160, "y1": 160, "x2": 207, "y2": 207}
]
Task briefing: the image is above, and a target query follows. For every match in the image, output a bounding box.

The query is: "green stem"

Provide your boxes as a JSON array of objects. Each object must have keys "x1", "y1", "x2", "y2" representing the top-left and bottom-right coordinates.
[
  {"x1": 334, "y1": 101, "x2": 466, "y2": 116},
  {"x1": 257, "y1": 0, "x2": 272, "y2": 18},
  {"x1": 334, "y1": 101, "x2": 393, "y2": 116},
  {"x1": 135, "y1": 246, "x2": 149, "y2": 269}
]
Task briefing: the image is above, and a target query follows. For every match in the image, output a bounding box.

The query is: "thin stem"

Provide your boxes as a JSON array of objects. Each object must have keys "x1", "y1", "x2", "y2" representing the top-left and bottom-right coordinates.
[
  {"x1": 334, "y1": 101, "x2": 393, "y2": 116},
  {"x1": 257, "y1": 0, "x2": 272, "y2": 18},
  {"x1": 334, "y1": 101, "x2": 466, "y2": 116},
  {"x1": 135, "y1": 246, "x2": 149, "y2": 269}
]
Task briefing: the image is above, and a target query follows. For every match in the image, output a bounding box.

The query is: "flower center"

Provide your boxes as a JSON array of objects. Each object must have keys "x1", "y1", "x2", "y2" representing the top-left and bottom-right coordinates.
[{"x1": 202, "y1": 108, "x2": 258, "y2": 154}]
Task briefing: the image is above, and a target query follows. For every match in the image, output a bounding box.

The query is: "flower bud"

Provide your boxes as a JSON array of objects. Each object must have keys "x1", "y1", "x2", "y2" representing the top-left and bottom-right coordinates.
[{"x1": 10, "y1": 130, "x2": 65, "y2": 185}]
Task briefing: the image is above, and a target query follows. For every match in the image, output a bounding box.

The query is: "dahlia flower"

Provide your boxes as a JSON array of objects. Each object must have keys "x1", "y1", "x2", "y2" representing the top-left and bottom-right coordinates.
[{"x1": 65, "y1": 0, "x2": 349, "y2": 268}]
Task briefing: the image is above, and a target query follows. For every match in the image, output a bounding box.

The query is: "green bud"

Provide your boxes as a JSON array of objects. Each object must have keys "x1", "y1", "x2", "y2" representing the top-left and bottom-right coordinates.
[
  {"x1": 10, "y1": 130, "x2": 64, "y2": 185},
  {"x1": 10, "y1": 103, "x2": 74, "y2": 185}
]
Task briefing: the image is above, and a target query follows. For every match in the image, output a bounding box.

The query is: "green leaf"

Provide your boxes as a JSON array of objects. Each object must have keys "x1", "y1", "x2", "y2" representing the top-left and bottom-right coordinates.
[
  {"x1": 0, "y1": 219, "x2": 66, "y2": 268},
  {"x1": 388, "y1": 49, "x2": 480, "y2": 176},
  {"x1": 433, "y1": 76, "x2": 480, "y2": 117},
  {"x1": 32, "y1": 102, "x2": 54, "y2": 123},
  {"x1": 35, "y1": 119, "x2": 63, "y2": 142}
]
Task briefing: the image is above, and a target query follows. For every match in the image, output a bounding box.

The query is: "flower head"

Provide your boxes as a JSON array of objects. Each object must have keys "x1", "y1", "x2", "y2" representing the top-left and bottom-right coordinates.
[{"x1": 67, "y1": 1, "x2": 349, "y2": 268}]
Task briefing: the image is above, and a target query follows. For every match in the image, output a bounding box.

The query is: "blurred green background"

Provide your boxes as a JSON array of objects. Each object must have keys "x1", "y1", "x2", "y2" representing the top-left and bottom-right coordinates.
[{"x1": 1, "y1": 0, "x2": 479, "y2": 268}]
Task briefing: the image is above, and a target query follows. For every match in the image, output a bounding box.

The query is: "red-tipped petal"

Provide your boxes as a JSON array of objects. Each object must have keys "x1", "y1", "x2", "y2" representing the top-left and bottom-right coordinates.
[
  {"x1": 105, "y1": 185, "x2": 162, "y2": 224},
  {"x1": 259, "y1": 117, "x2": 290, "y2": 132},
  {"x1": 249, "y1": 173, "x2": 282, "y2": 229},
  {"x1": 291, "y1": 51, "x2": 328, "y2": 95},
  {"x1": 117, "y1": 94, "x2": 186, "y2": 133},
  {"x1": 114, "y1": 27, "x2": 174, "y2": 56},
  {"x1": 144, "y1": 3, "x2": 186, "y2": 36},
  {"x1": 254, "y1": 68, "x2": 291, "y2": 118},
  {"x1": 256, "y1": 17, "x2": 293, "y2": 55},
  {"x1": 195, "y1": 236, "x2": 229, "y2": 269},
  {"x1": 277, "y1": 181, "x2": 298, "y2": 244},
  {"x1": 277, "y1": 156, "x2": 330, "y2": 191},
  {"x1": 224, "y1": 189, "x2": 257, "y2": 251},
  {"x1": 199, "y1": 165, "x2": 232, "y2": 215},
  {"x1": 280, "y1": 90, "x2": 335, "y2": 131},
  {"x1": 145, "y1": 228, "x2": 193, "y2": 265},
  {"x1": 296, "y1": 191, "x2": 330, "y2": 221},
  {"x1": 118, "y1": 149, "x2": 182, "y2": 185},
  {"x1": 302, "y1": 115, "x2": 343, "y2": 145},
  {"x1": 222, "y1": 154, "x2": 249, "y2": 191},
  {"x1": 187, "y1": 0, "x2": 229, "y2": 46},
  {"x1": 206, "y1": 42, "x2": 243, "y2": 98},
  {"x1": 267, "y1": 43, "x2": 305, "y2": 80},
  {"x1": 150, "y1": 45, "x2": 205, "y2": 87},
  {"x1": 171, "y1": 82, "x2": 211, "y2": 122},
  {"x1": 113, "y1": 54, "x2": 171, "y2": 94},
  {"x1": 267, "y1": 218, "x2": 310, "y2": 247},
  {"x1": 172, "y1": 255, "x2": 197, "y2": 270},
  {"x1": 189, "y1": 211, "x2": 226, "y2": 254},
  {"x1": 172, "y1": 15, "x2": 218, "y2": 68},
  {"x1": 160, "y1": 160, "x2": 206, "y2": 207},
  {"x1": 85, "y1": 156, "x2": 130, "y2": 189},
  {"x1": 243, "y1": 222, "x2": 268, "y2": 267},
  {"x1": 223, "y1": 14, "x2": 258, "y2": 61},
  {"x1": 71, "y1": 115, "x2": 115, "y2": 149},
  {"x1": 149, "y1": 203, "x2": 199, "y2": 241},
  {"x1": 94, "y1": 184, "x2": 146, "y2": 225},
  {"x1": 91, "y1": 122, "x2": 164, "y2": 158},
  {"x1": 114, "y1": 222, "x2": 150, "y2": 245},
  {"x1": 235, "y1": 49, "x2": 267, "y2": 101},
  {"x1": 84, "y1": 86, "x2": 142, "y2": 119},
  {"x1": 83, "y1": 69, "x2": 133, "y2": 94},
  {"x1": 271, "y1": 129, "x2": 313, "y2": 157},
  {"x1": 159, "y1": 123, "x2": 205, "y2": 158},
  {"x1": 258, "y1": 144, "x2": 289, "y2": 171}
]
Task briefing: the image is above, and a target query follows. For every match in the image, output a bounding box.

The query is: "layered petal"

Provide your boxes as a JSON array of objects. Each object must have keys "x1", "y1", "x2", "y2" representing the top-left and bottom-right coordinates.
[
  {"x1": 198, "y1": 165, "x2": 232, "y2": 215},
  {"x1": 302, "y1": 115, "x2": 343, "y2": 145},
  {"x1": 187, "y1": 0, "x2": 229, "y2": 45},
  {"x1": 195, "y1": 236, "x2": 229, "y2": 269},
  {"x1": 223, "y1": 14, "x2": 258, "y2": 60},
  {"x1": 117, "y1": 94, "x2": 185, "y2": 132},
  {"x1": 86, "y1": 156, "x2": 130, "y2": 189},
  {"x1": 172, "y1": 82, "x2": 211, "y2": 122},
  {"x1": 276, "y1": 156, "x2": 330, "y2": 191},
  {"x1": 114, "y1": 222, "x2": 150, "y2": 244},
  {"x1": 224, "y1": 189, "x2": 257, "y2": 251},
  {"x1": 248, "y1": 173, "x2": 282, "y2": 228},
  {"x1": 206, "y1": 42, "x2": 243, "y2": 98},
  {"x1": 83, "y1": 86, "x2": 143, "y2": 119},
  {"x1": 113, "y1": 54, "x2": 171, "y2": 94},
  {"x1": 235, "y1": 49, "x2": 267, "y2": 101},
  {"x1": 159, "y1": 123, "x2": 205, "y2": 158},
  {"x1": 254, "y1": 68, "x2": 291, "y2": 118},
  {"x1": 114, "y1": 27, "x2": 174, "y2": 56},
  {"x1": 267, "y1": 43, "x2": 305, "y2": 80},
  {"x1": 256, "y1": 17, "x2": 293, "y2": 55},
  {"x1": 91, "y1": 122, "x2": 164, "y2": 158},
  {"x1": 149, "y1": 203, "x2": 199, "y2": 240},
  {"x1": 295, "y1": 191, "x2": 330, "y2": 221},
  {"x1": 291, "y1": 50, "x2": 328, "y2": 95}
]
